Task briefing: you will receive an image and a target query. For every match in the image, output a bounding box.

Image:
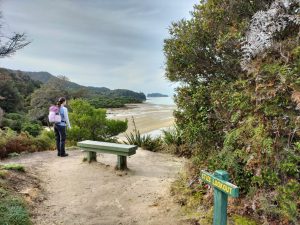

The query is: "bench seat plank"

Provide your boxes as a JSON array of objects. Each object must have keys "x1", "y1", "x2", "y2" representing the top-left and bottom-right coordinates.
[
  {"x1": 80, "y1": 147, "x2": 136, "y2": 156},
  {"x1": 77, "y1": 140, "x2": 137, "y2": 153}
]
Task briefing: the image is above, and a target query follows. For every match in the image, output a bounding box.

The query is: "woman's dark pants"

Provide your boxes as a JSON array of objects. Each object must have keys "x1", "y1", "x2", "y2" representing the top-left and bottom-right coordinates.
[{"x1": 54, "y1": 124, "x2": 66, "y2": 156}]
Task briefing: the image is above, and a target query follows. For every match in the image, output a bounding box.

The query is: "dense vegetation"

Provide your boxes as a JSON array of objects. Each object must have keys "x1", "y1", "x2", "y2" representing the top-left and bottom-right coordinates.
[
  {"x1": 0, "y1": 66, "x2": 145, "y2": 125},
  {"x1": 16, "y1": 68, "x2": 146, "y2": 103},
  {"x1": 164, "y1": 0, "x2": 300, "y2": 224},
  {"x1": 147, "y1": 93, "x2": 168, "y2": 97},
  {"x1": 0, "y1": 67, "x2": 146, "y2": 121}
]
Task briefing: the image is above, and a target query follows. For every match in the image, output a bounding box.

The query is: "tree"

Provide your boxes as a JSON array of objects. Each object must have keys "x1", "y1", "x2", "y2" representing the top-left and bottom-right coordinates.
[
  {"x1": 28, "y1": 76, "x2": 69, "y2": 123},
  {"x1": 164, "y1": 0, "x2": 300, "y2": 223},
  {"x1": 0, "y1": 12, "x2": 30, "y2": 58},
  {"x1": 68, "y1": 99, "x2": 127, "y2": 142},
  {"x1": 0, "y1": 80, "x2": 23, "y2": 112}
]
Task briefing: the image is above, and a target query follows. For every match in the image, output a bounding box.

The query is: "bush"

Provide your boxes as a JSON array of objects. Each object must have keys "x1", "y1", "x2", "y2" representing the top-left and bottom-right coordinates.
[
  {"x1": 162, "y1": 126, "x2": 183, "y2": 146},
  {"x1": 123, "y1": 118, "x2": 162, "y2": 151},
  {"x1": 1, "y1": 113, "x2": 42, "y2": 136},
  {"x1": 0, "y1": 128, "x2": 54, "y2": 159},
  {"x1": 124, "y1": 129, "x2": 144, "y2": 146},
  {"x1": 21, "y1": 122, "x2": 42, "y2": 137},
  {"x1": 69, "y1": 99, "x2": 127, "y2": 142},
  {"x1": 2, "y1": 118, "x2": 23, "y2": 132},
  {"x1": 141, "y1": 136, "x2": 162, "y2": 152},
  {"x1": 276, "y1": 180, "x2": 300, "y2": 224}
]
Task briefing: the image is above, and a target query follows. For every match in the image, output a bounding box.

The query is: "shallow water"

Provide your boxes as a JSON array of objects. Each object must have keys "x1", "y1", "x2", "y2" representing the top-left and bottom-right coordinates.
[{"x1": 145, "y1": 96, "x2": 175, "y2": 105}]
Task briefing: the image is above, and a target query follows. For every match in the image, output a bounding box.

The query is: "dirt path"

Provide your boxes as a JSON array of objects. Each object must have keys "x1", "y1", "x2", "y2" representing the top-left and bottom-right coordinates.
[{"x1": 2, "y1": 149, "x2": 187, "y2": 225}]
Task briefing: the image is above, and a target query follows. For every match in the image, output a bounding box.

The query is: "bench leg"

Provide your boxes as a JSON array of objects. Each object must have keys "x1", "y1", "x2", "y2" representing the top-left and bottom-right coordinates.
[
  {"x1": 117, "y1": 155, "x2": 127, "y2": 170},
  {"x1": 87, "y1": 151, "x2": 97, "y2": 163}
]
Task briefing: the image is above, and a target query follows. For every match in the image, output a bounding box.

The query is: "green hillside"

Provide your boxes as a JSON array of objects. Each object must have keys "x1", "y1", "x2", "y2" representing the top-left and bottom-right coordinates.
[{"x1": 1, "y1": 67, "x2": 146, "y2": 101}]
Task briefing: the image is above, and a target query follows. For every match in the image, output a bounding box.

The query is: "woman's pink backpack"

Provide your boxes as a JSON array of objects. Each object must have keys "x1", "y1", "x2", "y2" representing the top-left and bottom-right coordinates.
[{"x1": 48, "y1": 105, "x2": 62, "y2": 123}]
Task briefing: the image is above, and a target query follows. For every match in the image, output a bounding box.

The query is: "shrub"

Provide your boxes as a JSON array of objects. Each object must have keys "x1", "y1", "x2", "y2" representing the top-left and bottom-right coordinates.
[
  {"x1": 276, "y1": 179, "x2": 300, "y2": 224},
  {"x1": 21, "y1": 122, "x2": 42, "y2": 137},
  {"x1": 141, "y1": 136, "x2": 162, "y2": 152},
  {"x1": 162, "y1": 125, "x2": 183, "y2": 146},
  {"x1": 35, "y1": 129, "x2": 55, "y2": 150},
  {"x1": 2, "y1": 118, "x2": 23, "y2": 132},
  {"x1": 1, "y1": 113, "x2": 42, "y2": 137},
  {"x1": 0, "y1": 128, "x2": 54, "y2": 159},
  {"x1": 69, "y1": 99, "x2": 127, "y2": 142},
  {"x1": 124, "y1": 129, "x2": 143, "y2": 146},
  {"x1": 4, "y1": 133, "x2": 36, "y2": 154},
  {"x1": 124, "y1": 130, "x2": 162, "y2": 152},
  {"x1": 123, "y1": 117, "x2": 162, "y2": 151}
]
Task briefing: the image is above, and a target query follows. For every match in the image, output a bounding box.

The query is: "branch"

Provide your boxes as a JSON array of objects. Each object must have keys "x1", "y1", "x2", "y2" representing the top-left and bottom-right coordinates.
[{"x1": 0, "y1": 33, "x2": 30, "y2": 58}]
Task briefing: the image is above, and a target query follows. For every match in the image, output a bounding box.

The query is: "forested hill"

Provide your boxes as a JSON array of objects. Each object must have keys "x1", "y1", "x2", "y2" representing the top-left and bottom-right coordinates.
[
  {"x1": 1, "y1": 67, "x2": 146, "y2": 101},
  {"x1": 147, "y1": 93, "x2": 168, "y2": 97},
  {"x1": 22, "y1": 70, "x2": 82, "y2": 89},
  {"x1": 0, "y1": 68, "x2": 42, "y2": 112}
]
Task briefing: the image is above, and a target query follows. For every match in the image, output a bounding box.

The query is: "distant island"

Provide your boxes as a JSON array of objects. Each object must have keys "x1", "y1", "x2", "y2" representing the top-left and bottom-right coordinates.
[{"x1": 147, "y1": 93, "x2": 168, "y2": 97}]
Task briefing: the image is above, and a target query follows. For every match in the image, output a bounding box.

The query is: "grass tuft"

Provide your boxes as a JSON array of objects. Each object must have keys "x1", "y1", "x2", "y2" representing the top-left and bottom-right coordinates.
[
  {"x1": 2, "y1": 164, "x2": 25, "y2": 172},
  {"x1": 0, "y1": 195, "x2": 32, "y2": 225}
]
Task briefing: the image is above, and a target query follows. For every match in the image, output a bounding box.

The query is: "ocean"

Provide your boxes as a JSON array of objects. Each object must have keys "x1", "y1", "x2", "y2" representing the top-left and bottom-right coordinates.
[{"x1": 145, "y1": 96, "x2": 175, "y2": 105}]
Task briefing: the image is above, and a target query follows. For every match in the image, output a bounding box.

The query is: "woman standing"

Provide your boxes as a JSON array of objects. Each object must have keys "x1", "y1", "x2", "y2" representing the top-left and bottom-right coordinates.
[{"x1": 54, "y1": 97, "x2": 71, "y2": 157}]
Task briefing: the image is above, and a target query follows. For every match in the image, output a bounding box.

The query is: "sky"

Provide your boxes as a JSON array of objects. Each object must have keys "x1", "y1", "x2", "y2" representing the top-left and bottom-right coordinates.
[{"x1": 0, "y1": 0, "x2": 198, "y2": 95}]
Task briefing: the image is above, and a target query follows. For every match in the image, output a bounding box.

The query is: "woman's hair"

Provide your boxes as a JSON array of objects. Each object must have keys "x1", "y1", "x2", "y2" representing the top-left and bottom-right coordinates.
[{"x1": 56, "y1": 97, "x2": 66, "y2": 107}]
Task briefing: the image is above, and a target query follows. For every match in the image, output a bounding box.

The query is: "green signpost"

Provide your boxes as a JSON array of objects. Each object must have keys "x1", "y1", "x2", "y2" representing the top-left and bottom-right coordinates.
[{"x1": 200, "y1": 170, "x2": 239, "y2": 225}]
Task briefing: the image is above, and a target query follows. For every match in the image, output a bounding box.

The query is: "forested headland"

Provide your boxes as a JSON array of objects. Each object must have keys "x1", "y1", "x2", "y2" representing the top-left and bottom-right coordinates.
[
  {"x1": 147, "y1": 93, "x2": 169, "y2": 97},
  {"x1": 163, "y1": 0, "x2": 300, "y2": 224}
]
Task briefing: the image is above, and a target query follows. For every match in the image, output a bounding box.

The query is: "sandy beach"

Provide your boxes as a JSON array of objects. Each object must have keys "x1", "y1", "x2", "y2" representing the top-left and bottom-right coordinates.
[{"x1": 107, "y1": 102, "x2": 176, "y2": 138}]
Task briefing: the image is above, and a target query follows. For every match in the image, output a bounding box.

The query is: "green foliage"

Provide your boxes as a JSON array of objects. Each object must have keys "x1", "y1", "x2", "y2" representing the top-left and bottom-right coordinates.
[
  {"x1": 0, "y1": 128, "x2": 54, "y2": 159},
  {"x1": 170, "y1": 172, "x2": 204, "y2": 220},
  {"x1": 21, "y1": 122, "x2": 42, "y2": 137},
  {"x1": 28, "y1": 77, "x2": 69, "y2": 124},
  {"x1": 141, "y1": 136, "x2": 162, "y2": 152},
  {"x1": 123, "y1": 118, "x2": 162, "y2": 151},
  {"x1": 0, "y1": 68, "x2": 41, "y2": 114},
  {"x1": 1, "y1": 164, "x2": 25, "y2": 172},
  {"x1": 163, "y1": 0, "x2": 300, "y2": 223},
  {"x1": 88, "y1": 96, "x2": 143, "y2": 108},
  {"x1": 233, "y1": 215, "x2": 257, "y2": 225},
  {"x1": 68, "y1": 99, "x2": 127, "y2": 142},
  {"x1": 124, "y1": 126, "x2": 143, "y2": 146},
  {"x1": 162, "y1": 126, "x2": 183, "y2": 146},
  {"x1": 2, "y1": 113, "x2": 24, "y2": 132},
  {"x1": 0, "y1": 188, "x2": 31, "y2": 225},
  {"x1": 1, "y1": 113, "x2": 42, "y2": 136},
  {"x1": 276, "y1": 179, "x2": 300, "y2": 224},
  {"x1": 0, "y1": 81, "x2": 23, "y2": 113}
]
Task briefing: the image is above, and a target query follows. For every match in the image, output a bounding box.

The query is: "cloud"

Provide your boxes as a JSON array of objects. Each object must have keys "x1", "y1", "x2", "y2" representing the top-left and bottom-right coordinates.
[{"x1": 0, "y1": 0, "x2": 198, "y2": 95}]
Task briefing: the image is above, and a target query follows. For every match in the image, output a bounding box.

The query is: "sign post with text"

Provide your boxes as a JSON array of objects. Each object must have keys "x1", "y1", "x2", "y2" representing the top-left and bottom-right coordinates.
[{"x1": 200, "y1": 170, "x2": 239, "y2": 225}]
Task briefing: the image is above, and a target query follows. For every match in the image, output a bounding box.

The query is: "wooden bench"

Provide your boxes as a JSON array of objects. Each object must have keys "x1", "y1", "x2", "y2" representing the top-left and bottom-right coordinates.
[{"x1": 77, "y1": 140, "x2": 138, "y2": 170}]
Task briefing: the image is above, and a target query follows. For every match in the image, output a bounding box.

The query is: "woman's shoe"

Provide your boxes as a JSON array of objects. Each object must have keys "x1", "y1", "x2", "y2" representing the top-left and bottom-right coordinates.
[{"x1": 61, "y1": 153, "x2": 69, "y2": 157}]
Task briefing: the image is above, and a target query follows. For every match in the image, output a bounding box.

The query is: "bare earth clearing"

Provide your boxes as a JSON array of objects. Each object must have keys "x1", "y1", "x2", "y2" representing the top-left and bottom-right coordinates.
[{"x1": 2, "y1": 149, "x2": 188, "y2": 225}]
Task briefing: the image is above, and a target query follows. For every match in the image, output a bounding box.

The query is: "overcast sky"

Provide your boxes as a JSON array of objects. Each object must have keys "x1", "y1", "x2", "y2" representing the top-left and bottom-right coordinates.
[{"x1": 0, "y1": 0, "x2": 198, "y2": 94}]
